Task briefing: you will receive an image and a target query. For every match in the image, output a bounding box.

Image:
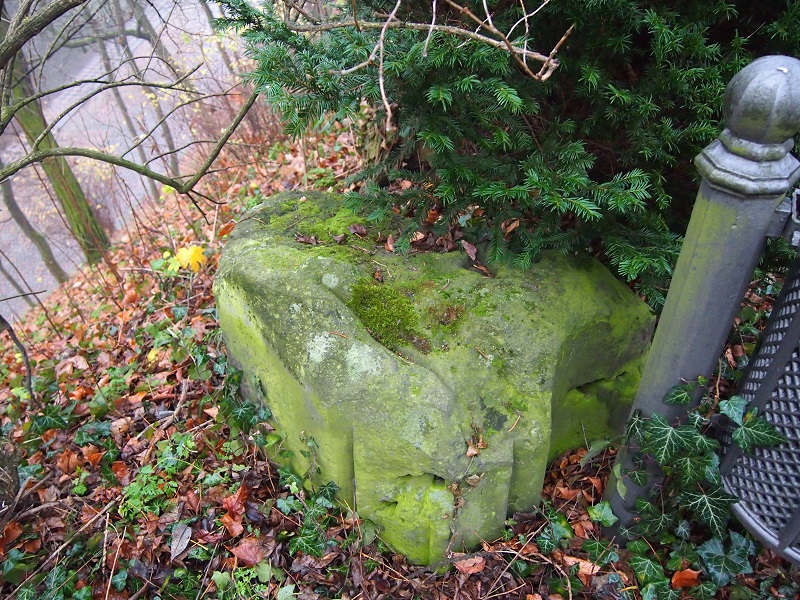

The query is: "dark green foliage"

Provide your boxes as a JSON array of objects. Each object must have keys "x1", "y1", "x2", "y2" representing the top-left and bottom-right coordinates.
[{"x1": 213, "y1": 0, "x2": 800, "y2": 306}]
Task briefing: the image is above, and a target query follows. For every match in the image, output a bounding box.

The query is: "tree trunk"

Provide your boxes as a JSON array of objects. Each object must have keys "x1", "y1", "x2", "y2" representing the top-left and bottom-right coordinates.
[
  {"x1": 0, "y1": 259, "x2": 36, "y2": 307},
  {"x1": 112, "y1": 0, "x2": 182, "y2": 177},
  {"x1": 94, "y1": 31, "x2": 160, "y2": 204},
  {"x1": 11, "y1": 61, "x2": 110, "y2": 264},
  {"x1": 0, "y1": 159, "x2": 69, "y2": 284},
  {"x1": 198, "y1": 1, "x2": 238, "y2": 81}
]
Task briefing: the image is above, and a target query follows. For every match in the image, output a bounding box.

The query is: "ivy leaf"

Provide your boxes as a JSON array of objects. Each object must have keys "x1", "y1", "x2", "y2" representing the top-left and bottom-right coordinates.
[
  {"x1": 666, "y1": 551, "x2": 684, "y2": 571},
  {"x1": 732, "y1": 415, "x2": 788, "y2": 453},
  {"x1": 628, "y1": 468, "x2": 649, "y2": 487},
  {"x1": 541, "y1": 504, "x2": 574, "y2": 541},
  {"x1": 672, "y1": 454, "x2": 713, "y2": 486},
  {"x1": 626, "y1": 539, "x2": 649, "y2": 556},
  {"x1": 613, "y1": 463, "x2": 628, "y2": 499},
  {"x1": 704, "y1": 453, "x2": 722, "y2": 486},
  {"x1": 629, "y1": 555, "x2": 667, "y2": 586},
  {"x1": 72, "y1": 587, "x2": 93, "y2": 600},
  {"x1": 694, "y1": 432, "x2": 721, "y2": 453},
  {"x1": 625, "y1": 410, "x2": 647, "y2": 443},
  {"x1": 719, "y1": 396, "x2": 747, "y2": 426},
  {"x1": 696, "y1": 537, "x2": 752, "y2": 587},
  {"x1": 682, "y1": 486, "x2": 737, "y2": 537},
  {"x1": 288, "y1": 526, "x2": 326, "y2": 556},
  {"x1": 587, "y1": 501, "x2": 618, "y2": 526},
  {"x1": 111, "y1": 570, "x2": 128, "y2": 592},
  {"x1": 317, "y1": 481, "x2": 339, "y2": 503},
  {"x1": 675, "y1": 520, "x2": 691, "y2": 540},
  {"x1": 276, "y1": 496, "x2": 303, "y2": 515},
  {"x1": 581, "y1": 539, "x2": 619, "y2": 565},
  {"x1": 641, "y1": 581, "x2": 681, "y2": 600},
  {"x1": 688, "y1": 582, "x2": 719, "y2": 600},
  {"x1": 211, "y1": 571, "x2": 231, "y2": 591},
  {"x1": 644, "y1": 414, "x2": 697, "y2": 465},
  {"x1": 687, "y1": 411, "x2": 709, "y2": 429},
  {"x1": 663, "y1": 383, "x2": 695, "y2": 405},
  {"x1": 30, "y1": 405, "x2": 70, "y2": 433},
  {"x1": 730, "y1": 530, "x2": 757, "y2": 558},
  {"x1": 536, "y1": 532, "x2": 557, "y2": 555},
  {"x1": 634, "y1": 498, "x2": 676, "y2": 535}
]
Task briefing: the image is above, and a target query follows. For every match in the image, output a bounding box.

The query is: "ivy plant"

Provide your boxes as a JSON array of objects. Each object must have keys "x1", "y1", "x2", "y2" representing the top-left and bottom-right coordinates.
[{"x1": 619, "y1": 382, "x2": 789, "y2": 598}]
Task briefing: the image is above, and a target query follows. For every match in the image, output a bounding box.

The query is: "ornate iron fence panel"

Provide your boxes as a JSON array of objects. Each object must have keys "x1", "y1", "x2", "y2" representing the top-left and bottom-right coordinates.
[{"x1": 719, "y1": 252, "x2": 800, "y2": 563}]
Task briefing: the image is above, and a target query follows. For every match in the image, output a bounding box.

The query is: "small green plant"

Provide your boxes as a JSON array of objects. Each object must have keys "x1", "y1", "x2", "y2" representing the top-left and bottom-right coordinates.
[
  {"x1": 307, "y1": 166, "x2": 338, "y2": 190},
  {"x1": 276, "y1": 468, "x2": 340, "y2": 557},
  {"x1": 618, "y1": 381, "x2": 789, "y2": 598},
  {"x1": 88, "y1": 364, "x2": 137, "y2": 417},
  {"x1": 119, "y1": 463, "x2": 179, "y2": 520},
  {"x1": 213, "y1": 562, "x2": 289, "y2": 599}
]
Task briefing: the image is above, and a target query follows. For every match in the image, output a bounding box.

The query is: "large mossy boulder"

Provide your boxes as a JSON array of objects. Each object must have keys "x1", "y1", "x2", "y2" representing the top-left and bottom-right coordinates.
[{"x1": 214, "y1": 191, "x2": 653, "y2": 564}]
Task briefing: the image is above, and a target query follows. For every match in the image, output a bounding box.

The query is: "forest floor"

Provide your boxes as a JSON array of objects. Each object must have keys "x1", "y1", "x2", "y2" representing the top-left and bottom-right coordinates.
[{"x1": 0, "y1": 118, "x2": 798, "y2": 600}]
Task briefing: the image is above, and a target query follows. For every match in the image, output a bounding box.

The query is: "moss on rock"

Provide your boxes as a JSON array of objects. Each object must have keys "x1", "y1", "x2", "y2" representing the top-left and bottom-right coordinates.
[{"x1": 348, "y1": 281, "x2": 421, "y2": 348}]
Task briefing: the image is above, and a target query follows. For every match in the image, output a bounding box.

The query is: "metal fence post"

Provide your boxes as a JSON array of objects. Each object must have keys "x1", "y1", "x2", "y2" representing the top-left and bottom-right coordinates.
[{"x1": 606, "y1": 55, "x2": 800, "y2": 528}]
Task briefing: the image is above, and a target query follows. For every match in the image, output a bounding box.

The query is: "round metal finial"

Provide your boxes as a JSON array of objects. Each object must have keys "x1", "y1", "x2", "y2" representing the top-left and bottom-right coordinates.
[{"x1": 724, "y1": 55, "x2": 800, "y2": 146}]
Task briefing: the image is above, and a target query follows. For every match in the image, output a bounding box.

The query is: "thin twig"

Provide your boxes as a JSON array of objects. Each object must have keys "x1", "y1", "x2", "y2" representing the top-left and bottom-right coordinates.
[{"x1": 0, "y1": 290, "x2": 47, "y2": 303}]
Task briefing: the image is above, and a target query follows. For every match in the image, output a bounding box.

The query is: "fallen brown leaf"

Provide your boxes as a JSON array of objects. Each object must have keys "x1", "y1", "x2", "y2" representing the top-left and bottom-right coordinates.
[
  {"x1": 222, "y1": 484, "x2": 248, "y2": 518},
  {"x1": 111, "y1": 461, "x2": 131, "y2": 486},
  {"x1": 170, "y1": 523, "x2": 192, "y2": 561},
  {"x1": 472, "y1": 262, "x2": 495, "y2": 278},
  {"x1": 294, "y1": 233, "x2": 319, "y2": 245},
  {"x1": 0, "y1": 521, "x2": 23, "y2": 553},
  {"x1": 671, "y1": 568, "x2": 702, "y2": 589},
  {"x1": 56, "y1": 448, "x2": 79, "y2": 474},
  {"x1": 55, "y1": 355, "x2": 90, "y2": 377},
  {"x1": 218, "y1": 221, "x2": 236, "y2": 237},
  {"x1": 461, "y1": 240, "x2": 477, "y2": 261},
  {"x1": 81, "y1": 445, "x2": 105, "y2": 467},
  {"x1": 555, "y1": 551, "x2": 600, "y2": 586},
  {"x1": 186, "y1": 489, "x2": 201, "y2": 514},
  {"x1": 348, "y1": 224, "x2": 367, "y2": 236},
  {"x1": 220, "y1": 513, "x2": 244, "y2": 538},
  {"x1": 229, "y1": 536, "x2": 265, "y2": 567},
  {"x1": 425, "y1": 209, "x2": 440, "y2": 224},
  {"x1": 454, "y1": 556, "x2": 486, "y2": 575}
]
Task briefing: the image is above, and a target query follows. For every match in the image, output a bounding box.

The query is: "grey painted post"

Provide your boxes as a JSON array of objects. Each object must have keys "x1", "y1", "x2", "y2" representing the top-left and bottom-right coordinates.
[{"x1": 607, "y1": 55, "x2": 800, "y2": 528}]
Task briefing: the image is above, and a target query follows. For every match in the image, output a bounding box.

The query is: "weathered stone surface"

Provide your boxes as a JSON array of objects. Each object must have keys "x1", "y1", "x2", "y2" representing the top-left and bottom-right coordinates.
[{"x1": 214, "y1": 191, "x2": 653, "y2": 564}]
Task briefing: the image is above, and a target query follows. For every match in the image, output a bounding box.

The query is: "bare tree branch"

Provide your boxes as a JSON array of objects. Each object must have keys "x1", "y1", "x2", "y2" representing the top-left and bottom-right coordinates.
[
  {"x1": 0, "y1": 90, "x2": 259, "y2": 195},
  {"x1": 281, "y1": 0, "x2": 571, "y2": 80},
  {"x1": 0, "y1": 0, "x2": 90, "y2": 71}
]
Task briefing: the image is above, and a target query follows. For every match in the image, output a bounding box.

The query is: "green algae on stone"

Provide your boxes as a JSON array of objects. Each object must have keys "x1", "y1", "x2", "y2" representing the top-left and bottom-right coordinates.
[{"x1": 214, "y1": 191, "x2": 654, "y2": 565}]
